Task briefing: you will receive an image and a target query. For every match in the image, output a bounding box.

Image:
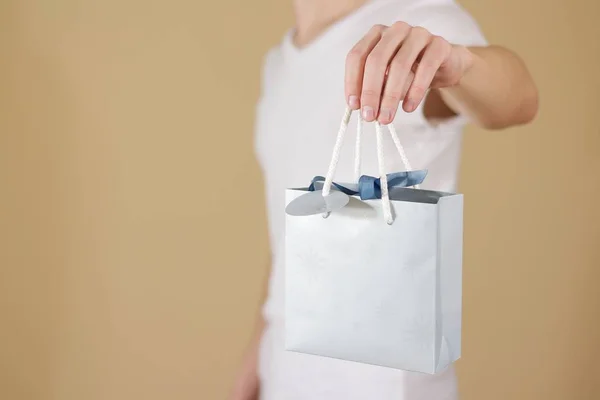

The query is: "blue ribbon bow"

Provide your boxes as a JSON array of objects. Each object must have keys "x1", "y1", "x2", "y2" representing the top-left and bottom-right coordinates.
[{"x1": 308, "y1": 170, "x2": 427, "y2": 200}]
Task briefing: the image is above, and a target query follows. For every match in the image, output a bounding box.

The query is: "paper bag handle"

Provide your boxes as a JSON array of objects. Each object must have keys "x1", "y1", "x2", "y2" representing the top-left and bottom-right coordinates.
[
  {"x1": 322, "y1": 106, "x2": 417, "y2": 224},
  {"x1": 353, "y1": 114, "x2": 414, "y2": 184}
]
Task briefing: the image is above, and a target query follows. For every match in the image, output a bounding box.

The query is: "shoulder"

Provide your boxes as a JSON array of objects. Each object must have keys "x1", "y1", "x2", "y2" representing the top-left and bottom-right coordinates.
[
  {"x1": 261, "y1": 46, "x2": 283, "y2": 78},
  {"x1": 258, "y1": 45, "x2": 284, "y2": 93}
]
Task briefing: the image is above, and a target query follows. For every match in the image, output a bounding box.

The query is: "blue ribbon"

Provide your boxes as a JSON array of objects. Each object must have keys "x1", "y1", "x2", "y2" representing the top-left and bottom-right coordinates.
[{"x1": 308, "y1": 170, "x2": 428, "y2": 200}]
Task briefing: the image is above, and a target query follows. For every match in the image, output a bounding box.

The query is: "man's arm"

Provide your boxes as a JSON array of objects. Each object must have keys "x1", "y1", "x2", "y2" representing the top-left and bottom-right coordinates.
[
  {"x1": 230, "y1": 317, "x2": 263, "y2": 400},
  {"x1": 229, "y1": 257, "x2": 270, "y2": 400},
  {"x1": 344, "y1": 23, "x2": 538, "y2": 129},
  {"x1": 432, "y1": 45, "x2": 538, "y2": 129}
]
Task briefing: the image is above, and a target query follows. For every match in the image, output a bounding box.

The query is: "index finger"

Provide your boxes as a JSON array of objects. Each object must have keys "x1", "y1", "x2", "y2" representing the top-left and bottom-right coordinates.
[{"x1": 345, "y1": 25, "x2": 386, "y2": 110}]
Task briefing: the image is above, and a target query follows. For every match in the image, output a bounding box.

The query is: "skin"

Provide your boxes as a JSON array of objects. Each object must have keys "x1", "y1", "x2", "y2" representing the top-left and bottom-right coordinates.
[
  {"x1": 230, "y1": 1, "x2": 538, "y2": 399},
  {"x1": 344, "y1": 23, "x2": 538, "y2": 128},
  {"x1": 230, "y1": 319, "x2": 263, "y2": 400}
]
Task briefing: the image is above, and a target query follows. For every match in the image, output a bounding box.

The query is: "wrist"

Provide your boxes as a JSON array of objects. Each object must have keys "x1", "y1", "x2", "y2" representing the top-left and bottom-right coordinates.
[{"x1": 455, "y1": 45, "x2": 476, "y2": 86}]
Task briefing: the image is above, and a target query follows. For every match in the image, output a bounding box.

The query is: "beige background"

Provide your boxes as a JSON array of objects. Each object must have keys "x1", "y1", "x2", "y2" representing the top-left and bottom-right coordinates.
[{"x1": 1, "y1": 1, "x2": 599, "y2": 399}]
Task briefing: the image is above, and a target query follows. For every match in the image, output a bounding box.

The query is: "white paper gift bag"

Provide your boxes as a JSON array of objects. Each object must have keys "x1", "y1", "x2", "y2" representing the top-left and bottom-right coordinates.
[{"x1": 284, "y1": 108, "x2": 463, "y2": 374}]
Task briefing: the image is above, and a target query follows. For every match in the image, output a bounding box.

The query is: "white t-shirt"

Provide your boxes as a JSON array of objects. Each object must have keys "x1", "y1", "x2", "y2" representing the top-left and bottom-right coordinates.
[{"x1": 254, "y1": 1, "x2": 487, "y2": 398}]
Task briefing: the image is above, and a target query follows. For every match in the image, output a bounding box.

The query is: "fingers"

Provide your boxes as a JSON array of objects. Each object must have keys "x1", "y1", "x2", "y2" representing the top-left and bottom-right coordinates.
[
  {"x1": 403, "y1": 36, "x2": 451, "y2": 113},
  {"x1": 359, "y1": 22, "x2": 411, "y2": 122},
  {"x1": 378, "y1": 26, "x2": 431, "y2": 123},
  {"x1": 345, "y1": 25, "x2": 386, "y2": 111},
  {"x1": 346, "y1": 23, "x2": 453, "y2": 123}
]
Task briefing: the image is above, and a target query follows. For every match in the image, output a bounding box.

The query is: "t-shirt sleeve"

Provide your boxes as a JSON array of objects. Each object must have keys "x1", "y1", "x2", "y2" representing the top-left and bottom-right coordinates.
[{"x1": 393, "y1": 0, "x2": 488, "y2": 128}]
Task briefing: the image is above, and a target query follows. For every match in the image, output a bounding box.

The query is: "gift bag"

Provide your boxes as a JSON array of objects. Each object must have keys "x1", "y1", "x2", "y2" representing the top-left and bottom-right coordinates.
[{"x1": 284, "y1": 108, "x2": 463, "y2": 374}]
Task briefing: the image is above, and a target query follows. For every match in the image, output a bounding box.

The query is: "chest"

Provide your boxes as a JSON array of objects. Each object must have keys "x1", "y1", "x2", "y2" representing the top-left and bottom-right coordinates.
[{"x1": 255, "y1": 62, "x2": 352, "y2": 187}]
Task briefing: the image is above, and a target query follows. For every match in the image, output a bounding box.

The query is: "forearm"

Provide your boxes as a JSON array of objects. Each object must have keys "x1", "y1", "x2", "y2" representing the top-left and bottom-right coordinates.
[
  {"x1": 439, "y1": 45, "x2": 538, "y2": 129},
  {"x1": 231, "y1": 317, "x2": 264, "y2": 400},
  {"x1": 230, "y1": 258, "x2": 270, "y2": 400}
]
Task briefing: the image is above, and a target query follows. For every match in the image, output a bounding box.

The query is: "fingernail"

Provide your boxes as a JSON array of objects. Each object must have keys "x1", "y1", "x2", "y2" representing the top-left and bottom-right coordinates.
[
  {"x1": 362, "y1": 106, "x2": 374, "y2": 120},
  {"x1": 348, "y1": 95, "x2": 359, "y2": 110},
  {"x1": 379, "y1": 108, "x2": 392, "y2": 123},
  {"x1": 404, "y1": 100, "x2": 415, "y2": 112}
]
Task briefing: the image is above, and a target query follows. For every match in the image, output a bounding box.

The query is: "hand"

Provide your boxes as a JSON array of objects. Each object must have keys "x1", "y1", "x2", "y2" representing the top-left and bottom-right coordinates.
[{"x1": 345, "y1": 22, "x2": 474, "y2": 124}]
